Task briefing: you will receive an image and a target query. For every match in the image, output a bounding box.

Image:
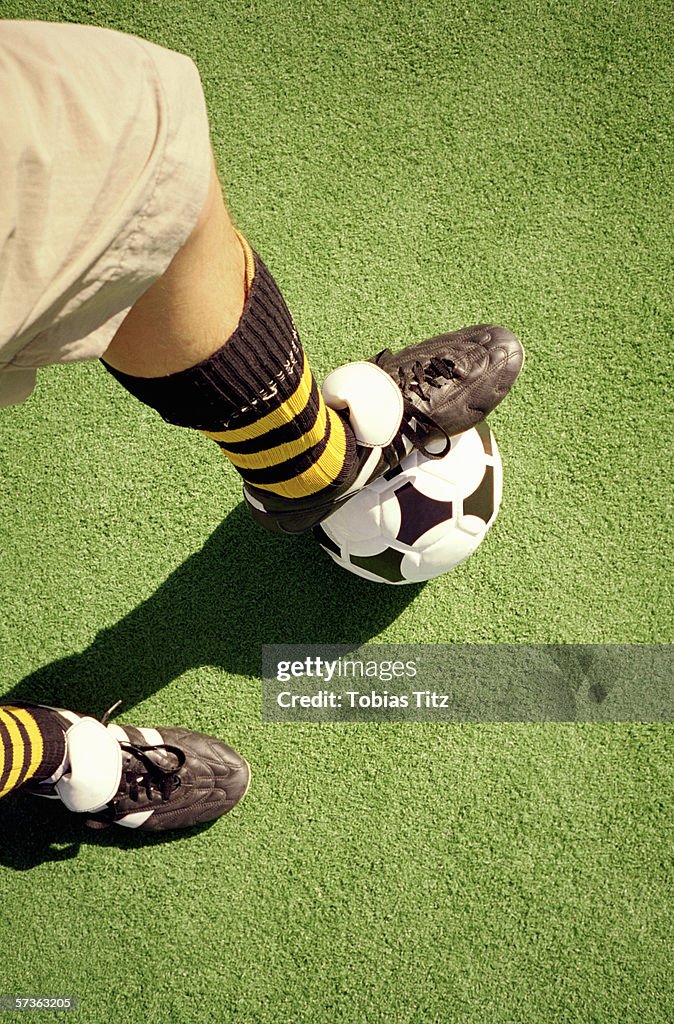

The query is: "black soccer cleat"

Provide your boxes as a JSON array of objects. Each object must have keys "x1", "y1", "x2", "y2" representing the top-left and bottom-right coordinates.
[
  {"x1": 244, "y1": 324, "x2": 524, "y2": 535},
  {"x1": 17, "y1": 702, "x2": 250, "y2": 832},
  {"x1": 372, "y1": 323, "x2": 524, "y2": 442}
]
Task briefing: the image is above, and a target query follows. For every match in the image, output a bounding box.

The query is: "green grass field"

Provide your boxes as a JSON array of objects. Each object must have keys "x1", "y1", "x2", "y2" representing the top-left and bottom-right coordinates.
[{"x1": 0, "y1": 1, "x2": 672, "y2": 1021}]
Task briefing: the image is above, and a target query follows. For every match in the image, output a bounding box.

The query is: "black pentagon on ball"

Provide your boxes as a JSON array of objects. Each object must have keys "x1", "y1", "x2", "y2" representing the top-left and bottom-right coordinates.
[
  {"x1": 350, "y1": 547, "x2": 406, "y2": 583},
  {"x1": 313, "y1": 523, "x2": 341, "y2": 557},
  {"x1": 462, "y1": 465, "x2": 494, "y2": 523},
  {"x1": 474, "y1": 419, "x2": 493, "y2": 455},
  {"x1": 394, "y1": 481, "x2": 453, "y2": 546}
]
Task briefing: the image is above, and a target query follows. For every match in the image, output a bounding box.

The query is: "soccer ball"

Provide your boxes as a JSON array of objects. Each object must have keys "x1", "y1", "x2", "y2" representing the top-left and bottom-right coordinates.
[{"x1": 313, "y1": 421, "x2": 503, "y2": 584}]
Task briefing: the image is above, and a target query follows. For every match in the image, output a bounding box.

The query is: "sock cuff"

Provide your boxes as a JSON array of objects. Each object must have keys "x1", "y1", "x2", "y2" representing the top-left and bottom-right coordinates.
[
  {"x1": 0, "y1": 705, "x2": 67, "y2": 792},
  {"x1": 236, "y1": 230, "x2": 256, "y2": 298},
  {"x1": 102, "y1": 252, "x2": 305, "y2": 432}
]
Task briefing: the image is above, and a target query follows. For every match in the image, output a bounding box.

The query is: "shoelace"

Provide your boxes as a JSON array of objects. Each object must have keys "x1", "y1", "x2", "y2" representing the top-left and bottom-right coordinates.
[
  {"x1": 372, "y1": 353, "x2": 455, "y2": 461},
  {"x1": 83, "y1": 703, "x2": 187, "y2": 827},
  {"x1": 85, "y1": 742, "x2": 187, "y2": 829},
  {"x1": 102, "y1": 702, "x2": 183, "y2": 804},
  {"x1": 116, "y1": 742, "x2": 186, "y2": 805},
  {"x1": 396, "y1": 356, "x2": 457, "y2": 404}
]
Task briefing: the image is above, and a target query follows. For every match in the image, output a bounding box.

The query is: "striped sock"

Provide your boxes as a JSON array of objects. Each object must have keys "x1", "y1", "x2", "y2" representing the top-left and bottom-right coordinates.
[
  {"x1": 103, "y1": 240, "x2": 358, "y2": 502},
  {"x1": 0, "y1": 705, "x2": 67, "y2": 799}
]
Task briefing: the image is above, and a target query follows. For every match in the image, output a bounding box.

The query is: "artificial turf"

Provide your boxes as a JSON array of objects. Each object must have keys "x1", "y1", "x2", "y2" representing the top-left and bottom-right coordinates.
[{"x1": 0, "y1": 1, "x2": 672, "y2": 1021}]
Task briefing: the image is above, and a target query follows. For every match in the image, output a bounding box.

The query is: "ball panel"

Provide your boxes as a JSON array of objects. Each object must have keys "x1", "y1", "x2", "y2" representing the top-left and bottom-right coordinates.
[
  {"x1": 462, "y1": 464, "x2": 495, "y2": 523},
  {"x1": 394, "y1": 481, "x2": 454, "y2": 545},
  {"x1": 402, "y1": 527, "x2": 482, "y2": 580},
  {"x1": 423, "y1": 434, "x2": 452, "y2": 456},
  {"x1": 314, "y1": 424, "x2": 504, "y2": 585},
  {"x1": 414, "y1": 428, "x2": 485, "y2": 495},
  {"x1": 322, "y1": 487, "x2": 382, "y2": 542},
  {"x1": 379, "y1": 490, "x2": 403, "y2": 538},
  {"x1": 474, "y1": 418, "x2": 493, "y2": 455},
  {"x1": 457, "y1": 515, "x2": 488, "y2": 538},
  {"x1": 347, "y1": 536, "x2": 394, "y2": 557},
  {"x1": 314, "y1": 523, "x2": 341, "y2": 557},
  {"x1": 350, "y1": 547, "x2": 406, "y2": 584}
]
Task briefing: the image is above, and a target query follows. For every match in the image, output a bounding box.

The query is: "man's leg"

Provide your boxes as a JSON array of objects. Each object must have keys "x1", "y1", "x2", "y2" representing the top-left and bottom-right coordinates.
[
  {"x1": 102, "y1": 158, "x2": 524, "y2": 535},
  {"x1": 102, "y1": 154, "x2": 361, "y2": 516},
  {"x1": 103, "y1": 152, "x2": 247, "y2": 378}
]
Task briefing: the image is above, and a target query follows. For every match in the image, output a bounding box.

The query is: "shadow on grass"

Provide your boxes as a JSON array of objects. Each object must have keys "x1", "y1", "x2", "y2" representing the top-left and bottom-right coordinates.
[
  {"x1": 0, "y1": 792, "x2": 219, "y2": 870},
  {"x1": 0, "y1": 502, "x2": 421, "y2": 866}
]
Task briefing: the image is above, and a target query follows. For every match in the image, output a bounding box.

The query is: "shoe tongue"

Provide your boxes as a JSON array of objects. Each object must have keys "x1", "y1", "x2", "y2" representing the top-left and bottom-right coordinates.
[{"x1": 55, "y1": 718, "x2": 122, "y2": 813}]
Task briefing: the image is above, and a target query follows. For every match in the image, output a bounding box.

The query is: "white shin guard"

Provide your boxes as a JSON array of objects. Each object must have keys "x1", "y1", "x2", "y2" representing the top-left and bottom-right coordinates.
[
  {"x1": 55, "y1": 717, "x2": 123, "y2": 813},
  {"x1": 322, "y1": 361, "x2": 403, "y2": 448}
]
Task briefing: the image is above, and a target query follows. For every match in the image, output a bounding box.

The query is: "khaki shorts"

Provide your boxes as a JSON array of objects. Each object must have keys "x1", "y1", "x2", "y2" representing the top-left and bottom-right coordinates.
[{"x1": 0, "y1": 20, "x2": 212, "y2": 406}]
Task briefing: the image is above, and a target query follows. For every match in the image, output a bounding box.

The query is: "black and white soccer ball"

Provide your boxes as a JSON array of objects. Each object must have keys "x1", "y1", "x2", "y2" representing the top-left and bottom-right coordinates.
[{"x1": 314, "y1": 421, "x2": 503, "y2": 584}]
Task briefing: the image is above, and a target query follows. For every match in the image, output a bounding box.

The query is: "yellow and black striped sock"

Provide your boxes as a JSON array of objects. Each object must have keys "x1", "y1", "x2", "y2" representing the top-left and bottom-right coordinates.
[
  {"x1": 0, "y1": 705, "x2": 67, "y2": 799},
  {"x1": 102, "y1": 240, "x2": 357, "y2": 502}
]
